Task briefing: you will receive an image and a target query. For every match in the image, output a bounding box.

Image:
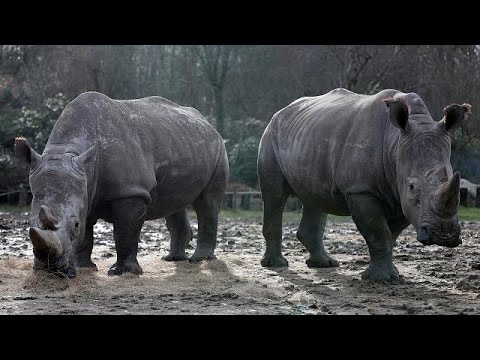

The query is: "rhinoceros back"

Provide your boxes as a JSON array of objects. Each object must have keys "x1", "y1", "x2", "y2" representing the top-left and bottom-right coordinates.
[
  {"x1": 45, "y1": 92, "x2": 225, "y2": 216},
  {"x1": 264, "y1": 88, "x2": 405, "y2": 213}
]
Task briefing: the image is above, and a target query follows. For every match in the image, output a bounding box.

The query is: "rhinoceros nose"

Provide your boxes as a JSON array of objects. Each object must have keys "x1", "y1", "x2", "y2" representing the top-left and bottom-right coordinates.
[{"x1": 417, "y1": 225, "x2": 433, "y2": 245}]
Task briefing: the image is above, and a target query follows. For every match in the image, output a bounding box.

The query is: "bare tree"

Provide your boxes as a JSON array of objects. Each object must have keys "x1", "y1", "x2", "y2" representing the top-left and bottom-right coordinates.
[{"x1": 191, "y1": 45, "x2": 236, "y2": 136}]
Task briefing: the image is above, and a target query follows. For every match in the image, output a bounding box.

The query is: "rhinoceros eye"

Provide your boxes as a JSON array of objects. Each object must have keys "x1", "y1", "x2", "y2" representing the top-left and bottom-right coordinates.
[
  {"x1": 70, "y1": 217, "x2": 80, "y2": 237},
  {"x1": 409, "y1": 184, "x2": 415, "y2": 190}
]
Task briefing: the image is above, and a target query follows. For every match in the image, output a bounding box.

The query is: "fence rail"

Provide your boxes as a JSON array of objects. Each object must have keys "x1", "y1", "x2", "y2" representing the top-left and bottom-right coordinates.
[
  {"x1": 0, "y1": 190, "x2": 25, "y2": 197},
  {"x1": 3, "y1": 186, "x2": 480, "y2": 209}
]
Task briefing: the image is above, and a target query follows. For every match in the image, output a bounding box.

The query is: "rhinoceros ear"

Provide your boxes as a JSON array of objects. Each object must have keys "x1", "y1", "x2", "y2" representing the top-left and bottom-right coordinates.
[
  {"x1": 14, "y1": 137, "x2": 42, "y2": 169},
  {"x1": 72, "y1": 145, "x2": 96, "y2": 172},
  {"x1": 440, "y1": 103, "x2": 471, "y2": 132},
  {"x1": 383, "y1": 97, "x2": 410, "y2": 131}
]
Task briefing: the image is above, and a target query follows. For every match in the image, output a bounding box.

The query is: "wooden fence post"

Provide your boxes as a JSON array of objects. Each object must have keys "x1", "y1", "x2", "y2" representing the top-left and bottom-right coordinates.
[
  {"x1": 240, "y1": 193, "x2": 251, "y2": 210},
  {"x1": 233, "y1": 188, "x2": 237, "y2": 212},
  {"x1": 460, "y1": 188, "x2": 468, "y2": 206}
]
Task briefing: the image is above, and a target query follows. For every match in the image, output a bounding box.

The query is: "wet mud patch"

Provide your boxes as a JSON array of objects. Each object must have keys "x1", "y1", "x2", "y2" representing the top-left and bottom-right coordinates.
[{"x1": 1, "y1": 211, "x2": 480, "y2": 314}]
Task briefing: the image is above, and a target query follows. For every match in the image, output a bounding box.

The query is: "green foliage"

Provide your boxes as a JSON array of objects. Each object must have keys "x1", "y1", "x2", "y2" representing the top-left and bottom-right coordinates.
[
  {"x1": 1, "y1": 45, "x2": 480, "y2": 195},
  {"x1": 224, "y1": 117, "x2": 266, "y2": 187},
  {"x1": 228, "y1": 136, "x2": 260, "y2": 187},
  {"x1": 0, "y1": 111, "x2": 17, "y2": 148},
  {"x1": 13, "y1": 93, "x2": 67, "y2": 152},
  {"x1": 0, "y1": 93, "x2": 67, "y2": 193},
  {"x1": 458, "y1": 206, "x2": 480, "y2": 221}
]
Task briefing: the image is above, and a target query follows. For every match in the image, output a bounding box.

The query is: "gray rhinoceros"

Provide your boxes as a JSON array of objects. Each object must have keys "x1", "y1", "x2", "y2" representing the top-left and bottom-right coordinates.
[
  {"x1": 15, "y1": 92, "x2": 228, "y2": 278},
  {"x1": 258, "y1": 88, "x2": 471, "y2": 282}
]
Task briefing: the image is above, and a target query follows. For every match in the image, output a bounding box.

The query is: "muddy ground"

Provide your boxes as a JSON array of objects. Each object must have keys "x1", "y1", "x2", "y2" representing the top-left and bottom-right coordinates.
[{"x1": 1, "y1": 209, "x2": 480, "y2": 315}]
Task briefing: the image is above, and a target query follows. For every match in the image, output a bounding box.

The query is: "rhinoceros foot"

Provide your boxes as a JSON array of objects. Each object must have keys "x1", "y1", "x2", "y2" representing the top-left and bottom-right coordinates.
[
  {"x1": 107, "y1": 260, "x2": 143, "y2": 276},
  {"x1": 75, "y1": 258, "x2": 98, "y2": 271},
  {"x1": 189, "y1": 251, "x2": 217, "y2": 263},
  {"x1": 261, "y1": 255, "x2": 289, "y2": 268},
  {"x1": 162, "y1": 253, "x2": 188, "y2": 262},
  {"x1": 306, "y1": 254, "x2": 339, "y2": 268},
  {"x1": 361, "y1": 262, "x2": 399, "y2": 283}
]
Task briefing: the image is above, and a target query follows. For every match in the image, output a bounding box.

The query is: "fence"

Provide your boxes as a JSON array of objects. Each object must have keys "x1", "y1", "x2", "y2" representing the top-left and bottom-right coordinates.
[
  {"x1": 0, "y1": 190, "x2": 31, "y2": 205},
  {"x1": 460, "y1": 186, "x2": 480, "y2": 207},
  {"x1": 1, "y1": 189, "x2": 303, "y2": 211},
  {"x1": 3, "y1": 186, "x2": 479, "y2": 210},
  {"x1": 223, "y1": 190, "x2": 302, "y2": 211}
]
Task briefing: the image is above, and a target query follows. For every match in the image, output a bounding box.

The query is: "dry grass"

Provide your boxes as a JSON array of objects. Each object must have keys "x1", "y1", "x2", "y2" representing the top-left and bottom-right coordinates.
[{"x1": 0, "y1": 254, "x2": 287, "y2": 306}]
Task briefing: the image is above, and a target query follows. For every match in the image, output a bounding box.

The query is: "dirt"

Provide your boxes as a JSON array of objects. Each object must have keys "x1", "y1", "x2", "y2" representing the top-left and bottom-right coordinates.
[{"x1": 1, "y1": 209, "x2": 480, "y2": 315}]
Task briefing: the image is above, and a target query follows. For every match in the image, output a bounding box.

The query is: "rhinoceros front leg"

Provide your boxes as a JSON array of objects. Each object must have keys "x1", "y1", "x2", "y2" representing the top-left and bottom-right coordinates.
[
  {"x1": 297, "y1": 206, "x2": 339, "y2": 268},
  {"x1": 346, "y1": 193, "x2": 399, "y2": 282},
  {"x1": 75, "y1": 218, "x2": 98, "y2": 270},
  {"x1": 107, "y1": 197, "x2": 146, "y2": 276},
  {"x1": 162, "y1": 208, "x2": 192, "y2": 262},
  {"x1": 388, "y1": 215, "x2": 410, "y2": 243}
]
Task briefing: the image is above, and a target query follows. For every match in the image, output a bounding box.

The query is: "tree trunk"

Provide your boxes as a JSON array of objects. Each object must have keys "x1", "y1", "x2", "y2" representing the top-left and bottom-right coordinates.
[{"x1": 214, "y1": 85, "x2": 225, "y2": 136}]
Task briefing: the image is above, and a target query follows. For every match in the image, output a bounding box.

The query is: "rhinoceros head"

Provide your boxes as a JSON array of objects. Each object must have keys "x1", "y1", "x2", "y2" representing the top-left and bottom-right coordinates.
[
  {"x1": 15, "y1": 137, "x2": 95, "y2": 278},
  {"x1": 383, "y1": 97, "x2": 471, "y2": 248}
]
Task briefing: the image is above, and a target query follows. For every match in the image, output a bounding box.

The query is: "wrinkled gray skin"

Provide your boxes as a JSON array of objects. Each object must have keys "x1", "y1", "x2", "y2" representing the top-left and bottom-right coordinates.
[
  {"x1": 258, "y1": 88, "x2": 471, "y2": 282},
  {"x1": 15, "y1": 92, "x2": 228, "y2": 278}
]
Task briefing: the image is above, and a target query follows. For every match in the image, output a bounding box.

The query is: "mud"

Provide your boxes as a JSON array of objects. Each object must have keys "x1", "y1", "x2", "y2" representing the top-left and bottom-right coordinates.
[{"x1": 1, "y1": 209, "x2": 480, "y2": 315}]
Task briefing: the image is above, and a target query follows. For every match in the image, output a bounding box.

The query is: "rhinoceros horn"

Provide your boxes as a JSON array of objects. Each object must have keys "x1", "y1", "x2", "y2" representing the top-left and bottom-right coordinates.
[
  {"x1": 436, "y1": 172, "x2": 461, "y2": 215},
  {"x1": 39, "y1": 205, "x2": 59, "y2": 230},
  {"x1": 29, "y1": 228, "x2": 62, "y2": 256}
]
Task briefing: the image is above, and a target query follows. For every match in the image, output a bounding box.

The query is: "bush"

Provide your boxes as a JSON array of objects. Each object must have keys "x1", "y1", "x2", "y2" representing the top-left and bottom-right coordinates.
[
  {"x1": 13, "y1": 93, "x2": 67, "y2": 152},
  {"x1": 0, "y1": 93, "x2": 68, "y2": 197},
  {"x1": 223, "y1": 117, "x2": 266, "y2": 187},
  {"x1": 228, "y1": 136, "x2": 261, "y2": 187}
]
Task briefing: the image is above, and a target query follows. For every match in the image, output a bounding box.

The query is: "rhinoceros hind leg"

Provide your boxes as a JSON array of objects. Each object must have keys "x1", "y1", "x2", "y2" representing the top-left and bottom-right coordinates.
[
  {"x1": 260, "y1": 190, "x2": 290, "y2": 267},
  {"x1": 75, "y1": 219, "x2": 98, "y2": 270},
  {"x1": 189, "y1": 156, "x2": 227, "y2": 263},
  {"x1": 297, "y1": 207, "x2": 339, "y2": 268},
  {"x1": 189, "y1": 200, "x2": 219, "y2": 263},
  {"x1": 108, "y1": 197, "x2": 146, "y2": 276},
  {"x1": 346, "y1": 193, "x2": 399, "y2": 282},
  {"x1": 162, "y1": 209, "x2": 190, "y2": 262},
  {"x1": 258, "y1": 134, "x2": 290, "y2": 268}
]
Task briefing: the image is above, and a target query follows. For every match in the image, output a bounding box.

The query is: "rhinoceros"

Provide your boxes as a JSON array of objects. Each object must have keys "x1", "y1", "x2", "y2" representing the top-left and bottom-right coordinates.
[
  {"x1": 15, "y1": 91, "x2": 228, "y2": 278},
  {"x1": 258, "y1": 88, "x2": 471, "y2": 282}
]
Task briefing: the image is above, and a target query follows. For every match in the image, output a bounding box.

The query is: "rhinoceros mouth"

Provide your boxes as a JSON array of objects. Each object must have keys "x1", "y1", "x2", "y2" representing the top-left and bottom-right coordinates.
[
  {"x1": 417, "y1": 222, "x2": 461, "y2": 248},
  {"x1": 33, "y1": 260, "x2": 77, "y2": 278}
]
